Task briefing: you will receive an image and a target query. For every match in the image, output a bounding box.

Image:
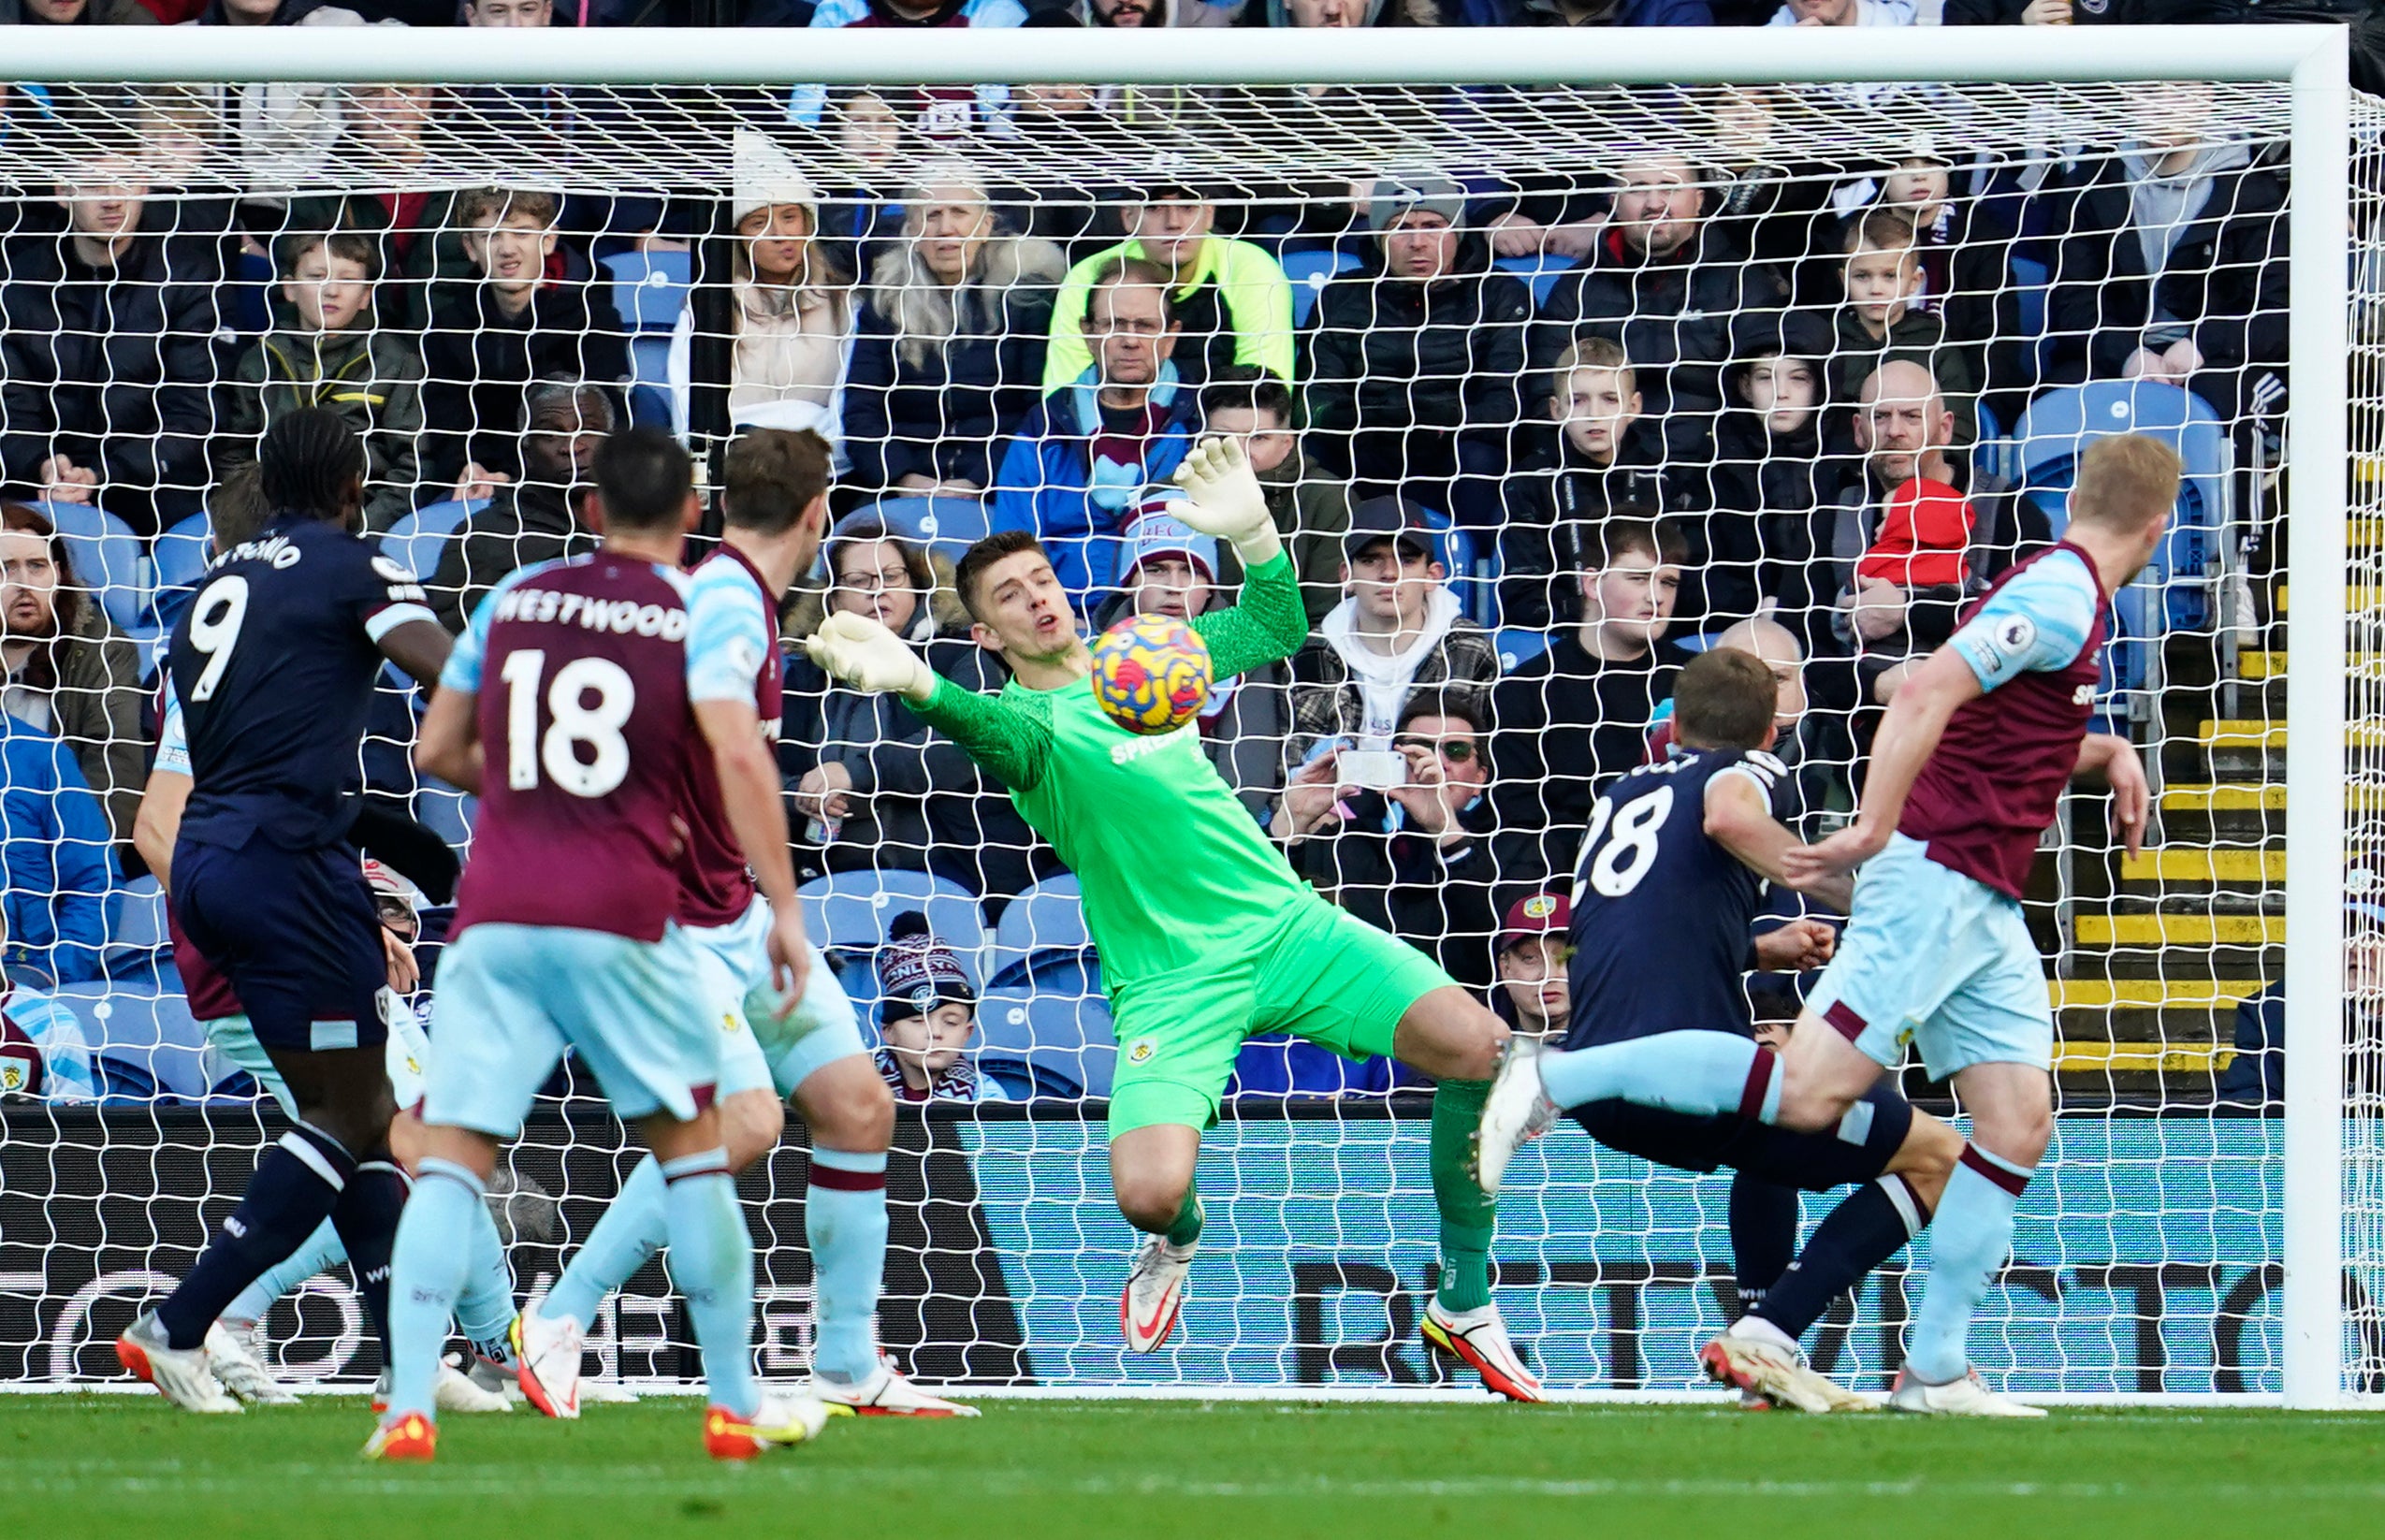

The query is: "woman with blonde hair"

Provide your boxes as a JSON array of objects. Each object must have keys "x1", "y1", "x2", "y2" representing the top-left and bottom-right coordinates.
[{"x1": 843, "y1": 159, "x2": 1067, "y2": 498}]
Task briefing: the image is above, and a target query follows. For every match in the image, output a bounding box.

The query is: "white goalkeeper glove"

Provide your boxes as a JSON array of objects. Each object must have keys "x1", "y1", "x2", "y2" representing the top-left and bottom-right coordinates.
[
  {"x1": 804, "y1": 611, "x2": 937, "y2": 702},
  {"x1": 1170, "y1": 436, "x2": 1283, "y2": 567}
]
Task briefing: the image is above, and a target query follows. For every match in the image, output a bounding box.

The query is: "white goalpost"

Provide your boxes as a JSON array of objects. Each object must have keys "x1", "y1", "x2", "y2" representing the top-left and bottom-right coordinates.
[{"x1": 0, "y1": 25, "x2": 2368, "y2": 1408}]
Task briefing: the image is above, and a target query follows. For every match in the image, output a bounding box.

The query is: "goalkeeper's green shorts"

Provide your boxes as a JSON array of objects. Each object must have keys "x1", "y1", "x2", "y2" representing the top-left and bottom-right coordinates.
[{"x1": 1102, "y1": 895, "x2": 1451, "y2": 1138}]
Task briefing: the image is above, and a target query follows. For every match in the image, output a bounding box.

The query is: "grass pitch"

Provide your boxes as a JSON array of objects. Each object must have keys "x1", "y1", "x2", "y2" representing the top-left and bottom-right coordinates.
[{"x1": 5, "y1": 1396, "x2": 2379, "y2": 1540}]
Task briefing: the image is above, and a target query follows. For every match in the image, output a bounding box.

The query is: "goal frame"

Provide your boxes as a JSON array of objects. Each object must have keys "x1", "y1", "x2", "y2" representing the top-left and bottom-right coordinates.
[{"x1": 4, "y1": 22, "x2": 2358, "y2": 1409}]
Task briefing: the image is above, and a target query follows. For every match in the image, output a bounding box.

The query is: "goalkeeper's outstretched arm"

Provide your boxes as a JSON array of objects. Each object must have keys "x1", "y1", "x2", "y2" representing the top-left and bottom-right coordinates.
[
  {"x1": 805, "y1": 612, "x2": 1056, "y2": 792},
  {"x1": 1171, "y1": 437, "x2": 1308, "y2": 678}
]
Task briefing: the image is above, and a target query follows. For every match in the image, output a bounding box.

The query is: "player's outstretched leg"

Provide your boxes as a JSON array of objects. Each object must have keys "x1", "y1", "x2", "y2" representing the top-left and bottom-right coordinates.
[
  {"x1": 1111, "y1": 1124, "x2": 1202, "y2": 1353},
  {"x1": 1477, "y1": 1031, "x2": 1781, "y2": 1194},
  {"x1": 1394, "y1": 988, "x2": 1541, "y2": 1403}
]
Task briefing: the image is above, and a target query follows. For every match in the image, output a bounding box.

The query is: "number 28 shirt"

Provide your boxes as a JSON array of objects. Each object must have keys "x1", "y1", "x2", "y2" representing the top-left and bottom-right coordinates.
[{"x1": 443, "y1": 555, "x2": 715, "y2": 943}]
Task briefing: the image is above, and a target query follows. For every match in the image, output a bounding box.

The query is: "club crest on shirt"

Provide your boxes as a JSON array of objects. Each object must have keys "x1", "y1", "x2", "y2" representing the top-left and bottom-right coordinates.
[{"x1": 1126, "y1": 1039, "x2": 1156, "y2": 1066}]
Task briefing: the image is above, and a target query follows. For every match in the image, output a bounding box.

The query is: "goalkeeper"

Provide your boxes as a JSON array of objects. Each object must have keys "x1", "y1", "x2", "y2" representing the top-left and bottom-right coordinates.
[{"x1": 807, "y1": 440, "x2": 1537, "y2": 1401}]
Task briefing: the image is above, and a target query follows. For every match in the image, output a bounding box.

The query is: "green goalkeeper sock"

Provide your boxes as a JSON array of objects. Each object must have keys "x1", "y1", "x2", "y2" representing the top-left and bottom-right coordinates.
[
  {"x1": 1430, "y1": 1078, "x2": 1496, "y2": 1314},
  {"x1": 1165, "y1": 1185, "x2": 1205, "y2": 1249}
]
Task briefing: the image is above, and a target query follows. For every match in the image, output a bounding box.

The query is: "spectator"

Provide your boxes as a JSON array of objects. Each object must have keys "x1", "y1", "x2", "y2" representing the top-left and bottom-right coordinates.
[
  {"x1": 1854, "y1": 139, "x2": 2024, "y2": 412},
  {"x1": 1042, "y1": 178, "x2": 1294, "y2": 395},
  {"x1": 667, "y1": 130, "x2": 856, "y2": 451},
  {"x1": 147, "y1": 462, "x2": 269, "y2": 647},
  {"x1": 427, "y1": 379, "x2": 611, "y2": 632},
  {"x1": 1529, "y1": 149, "x2": 1781, "y2": 466},
  {"x1": 1305, "y1": 175, "x2": 1530, "y2": 533},
  {"x1": 792, "y1": 0, "x2": 1029, "y2": 136},
  {"x1": 1, "y1": 502, "x2": 146, "y2": 850},
  {"x1": 845, "y1": 160, "x2": 1068, "y2": 498},
  {"x1": 423, "y1": 186, "x2": 630, "y2": 493},
  {"x1": 463, "y1": 0, "x2": 549, "y2": 20},
  {"x1": 1489, "y1": 516, "x2": 1688, "y2": 882},
  {"x1": 1095, "y1": 496, "x2": 1290, "y2": 821},
  {"x1": 1254, "y1": 0, "x2": 1439, "y2": 24},
  {"x1": 2215, "y1": 885, "x2": 2385, "y2": 1110},
  {"x1": 225, "y1": 230, "x2": 426, "y2": 532},
  {"x1": 813, "y1": 89, "x2": 914, "y2": 280},
  {"x1": 0, "y1": 916, "x2": 100, "y2": 1101},
  {"x1": 1199, "y1": 369, "x2": 1350, "y2": 625},
  {"x1": 1454, "y1": 0, "x2": 1712, "y2": 24},
  {"x1": 0, "y1": 0, "x2": 159, "y2": 23},
  {"x1": 1820, "y1": 207, "x2": 1981, "y2": 443},
  {"x1": 1085, "y1": 0, "x2": 1163, "y2": 19},
  {"x1": 276, "y1": 85, "x2": 463, "y2": 332},
  {"x1": 992, "y1": 255, "x2": 1200, "y2": 599},
  {"x1": 1764, "y1": 0, "x2": 1909, "y2": 24},
  {"x1": 1500, "y1": 337, "x2": 1700, "y2": 632},
  {"x1": 871, "y1": 910, "x2": 1002, "y2": 1103},
  {"x1": 1647, "y1": 615, "x2": 1837, "y2": 835},
  {"x1": 1287, "y1": 497, "x2": 1500, "y2": 766},
  {"x1": 0, "y1": 156, "x2": 221, "y2": 536},
  {"x1": 2042, "y1": 88, "x2": 2289, "y2": 421},
  {"x1": 782, "y1": 513, "x2": 972, "y2": 875},
  {"x1": 1705, "y1": 312, "x2": 1832, "y2": 624},
  {"x1": 0, "y1": 712, "x2": 110, "y2": 987},
  {"x1": 1274, "y1": 688, "x2": 1503, "y2": 991},
  {"x1": 1489, "y1": 892, "x2": 1570, "y2": 1039}
]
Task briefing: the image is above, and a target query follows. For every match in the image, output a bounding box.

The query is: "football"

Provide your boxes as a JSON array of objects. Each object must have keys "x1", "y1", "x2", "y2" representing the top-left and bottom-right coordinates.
[{"x1": 1088, "y1": 614, "x2": 1214, "y2": 736}]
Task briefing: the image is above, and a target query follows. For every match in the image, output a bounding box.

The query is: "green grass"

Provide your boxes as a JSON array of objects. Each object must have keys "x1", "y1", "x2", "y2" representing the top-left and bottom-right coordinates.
[{"x1": 5, "y1": 1397, "x2": 2381, "y2": 1540}]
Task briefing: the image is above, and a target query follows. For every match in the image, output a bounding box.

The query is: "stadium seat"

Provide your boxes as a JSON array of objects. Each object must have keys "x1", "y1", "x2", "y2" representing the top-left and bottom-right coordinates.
[
  {"x1": 416, "y1": 778, "x2": 477, "y2": 852},
  {"x1": 986, "y1": 875, "x2": 1090, "y2": 988},
  {"x1": 1282, "y1": 248, "x2": 1360, "y2": 328},
  {"x1": 1494, "y1": 626, "x2": 1551, "y2": 674},
  {"x1": 101, "y1": 877, "x2": 171, "y2": 978},
  {"x1": 797, "y1": 870, "x2": 986, "y2": 986},
  {"x1": 383, "y1": 498, "x2": 485, "y2": 581},
  {"x1": 602, "y1": 248, "x2": 693, "y2": 332},
  {"x1": 40, "y1": 501, "x2": 145, "y2": 633},
  {"x1": 976, "y1": 984, "x2": 1116, "y2": 1100},
  {"x1": 1494, "y1": 252, "x2": 1580, "y2": 307},
  {"x1": 48, "y1": 979, "x2": 215, "y2": 1101},
  {"x1": 629, "y1": 335, "x2": 675, "y2": 430},
  {"x1": 863, "y1": 496, "x2": 996, "y2": 562},
  {"x1": 152, "y1": 511, "x2": 214, "y2": 591}
]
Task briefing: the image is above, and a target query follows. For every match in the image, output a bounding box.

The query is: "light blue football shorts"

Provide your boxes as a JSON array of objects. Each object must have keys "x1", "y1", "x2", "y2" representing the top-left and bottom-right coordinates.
[
  {"x1": 423, "y1": 922, "x2": 718, "y2": 1135},
  {"x1": 686, "y1": 897, "x2": 866, "y2": 1101},
  {"x1": 1802, "y1": 832, "x2": 2053, "y2": 1080},
  {"x1": 207, "y1": 1000, "x2": 431, "y2": 1121}
]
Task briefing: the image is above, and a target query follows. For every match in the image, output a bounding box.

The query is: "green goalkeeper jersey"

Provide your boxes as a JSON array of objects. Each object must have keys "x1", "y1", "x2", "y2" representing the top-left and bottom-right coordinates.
[{"x1": 908, "y1": 553, "x2": 1311, "y2": 988}]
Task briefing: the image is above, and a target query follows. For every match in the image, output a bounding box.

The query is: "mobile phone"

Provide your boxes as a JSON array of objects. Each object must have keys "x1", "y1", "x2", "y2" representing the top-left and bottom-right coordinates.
[{"x1": 1339, "y1": 749, "x2": 1408, "y2": 791}]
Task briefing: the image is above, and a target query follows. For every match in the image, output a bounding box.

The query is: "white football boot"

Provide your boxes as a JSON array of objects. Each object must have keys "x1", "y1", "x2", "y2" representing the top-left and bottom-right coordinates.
[
  {"x1": 577, "y1": 1376, "x2": 640, "y2": 1404},
  {"x1": 1120, "y1": 1233, "x2": 1197, "y2": 1352},
  {"x1": 1473, "y1": 1036, "x2": 1555, "y2": 1195},
  {"x1": 115, "y1": 1311, "x2": 241, "y2": 1414},
  {"x1": 1699, "y1": 1328, "x2": 1874, "y2": 1414},
  {"x1": 1887, "y1": 1366, "x2": 2047, "y2": 1417},
  {"x1": 205, "y1": 1321, "x2": 299, "y2": 1407},
  {"x1": 510, "y1": 1304, "x2": 585, "y2": 1419},
  {"x1": 1420, "y1": 1299, "x2": 1545, "y2": 1402},
  {"x1": 813, "y1": 1353, "x2": 980, "y2": 1417}
]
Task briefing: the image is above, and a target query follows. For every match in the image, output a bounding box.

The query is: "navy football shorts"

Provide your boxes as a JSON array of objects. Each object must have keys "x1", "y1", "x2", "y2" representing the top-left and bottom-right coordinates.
[
  {"x1": 1574, "y1": 1077, "x2": 1914, "y2": 1193},
  {"x1": 174, "y1": 839, "x2": 391, "y2": 1054}
]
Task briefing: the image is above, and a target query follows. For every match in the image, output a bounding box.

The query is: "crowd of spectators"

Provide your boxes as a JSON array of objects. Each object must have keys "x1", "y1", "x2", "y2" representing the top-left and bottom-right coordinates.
[{"x1": 0, "y1": 13, "x2": 2301, "y2": 1100}]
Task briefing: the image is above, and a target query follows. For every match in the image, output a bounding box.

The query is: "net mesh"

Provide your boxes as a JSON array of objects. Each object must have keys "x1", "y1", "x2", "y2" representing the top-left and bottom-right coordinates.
[{"x1": 0, "y1": 69, "x2": 2359, "y2": 1396}]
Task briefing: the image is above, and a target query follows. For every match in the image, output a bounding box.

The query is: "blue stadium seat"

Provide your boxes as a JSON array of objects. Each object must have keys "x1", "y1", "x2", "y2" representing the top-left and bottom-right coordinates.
[
  {"x1": 40, "y1": 501, "x2": 145, "y2": 633},
  {"x1": 153, "y1": 511, "x2": 214, "y2": 591},
  {"x1": 627, "y1": 334, "x2": 676, "y2": 430},
  {"x1": 416, "y1": 778, "x2": 477, "y2": 852},
  {"x1": 602, "y1": 249, "x2": 692, "y2": 331},
  {"x1": 383, "y1": 499, "x2": 485, "y2": 582},
  {"x1": 1494, "y1": 252, "x2": 1580, "y2": 307},
  {"x1": 49, "y1": 979, "x2": 215, "y2": 1101},
  {"x1": 863, "y1": 496, "x2": 996, "y2": 563},
  {"x1": 986, "y1": 875, "x2": 1089, "y2": 988},
  {"x1": 797, "y1": 870, "x2": 986, "y2": 984},
  {"x1": 1494, "y1": 627, "x2": 1550, "y2": 674},
  {"x1": 101, "y1": 877, "x2": 171, "y2": 978},
  {"x1": 1282, "y1": 248, "x2": 1360, "y2": 328},
  {"x1": 976, "y1": 984, "x2": 1115, "y2": 1100}
]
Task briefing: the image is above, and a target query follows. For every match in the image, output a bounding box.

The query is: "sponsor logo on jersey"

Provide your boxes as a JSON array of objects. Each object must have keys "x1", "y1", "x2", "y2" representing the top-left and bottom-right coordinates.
[
  {"x1": 2073, "y1": 683, "x2": 2097, "y2": 705},
  {"x1": 1110, "y1": 732, "x2": 1191, "y2": 767}
]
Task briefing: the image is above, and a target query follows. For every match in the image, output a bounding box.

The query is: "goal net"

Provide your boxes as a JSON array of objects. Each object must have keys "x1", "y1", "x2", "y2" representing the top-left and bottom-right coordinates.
[{"x1": 0, "y1": 27, "x2": 2371, "y2": 1403}]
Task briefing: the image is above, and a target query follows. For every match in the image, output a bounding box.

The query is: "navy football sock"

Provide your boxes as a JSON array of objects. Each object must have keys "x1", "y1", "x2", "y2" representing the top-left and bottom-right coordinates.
[
  {"x1": 1752, "y1": 1174, "x2": 1929, "y2": 1342},
  {"x1": 1727, "y1": 1174, "x2": 1799, "y2": 1319},
  {"x1": 331, "y1": 1157, "x2": 410, "y2": 1358},
  {"x1": 157, "y1": 1123, "x2": 356, "y2": 1350}
]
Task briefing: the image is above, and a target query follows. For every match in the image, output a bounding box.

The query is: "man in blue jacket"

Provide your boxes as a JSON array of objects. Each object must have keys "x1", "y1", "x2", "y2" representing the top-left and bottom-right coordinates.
[{"x1": 0, "y1": 713, "x2": 112, "y2": 987}]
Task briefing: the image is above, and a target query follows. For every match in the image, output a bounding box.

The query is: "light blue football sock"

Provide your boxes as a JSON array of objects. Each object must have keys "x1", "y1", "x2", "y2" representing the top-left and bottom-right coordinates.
[
  {"x1": 222, "y1": 1218, "x2": 347, "y2": 1328},
  {"x1": 1903, "y1": 1145, "x2": 2034, "y2": 1385},
  {"x1": 542, "y1": 1155, "x2": 668, "y2": 1328},
  {"x1": 385, "y1": 1159, "x2": 484, "y2": 1423},
  {"x1": 659, "y1": 1150, "x2": 759, "y2": 1419},
  {"x1": 453, "y1": 1196, "x2": 516, "y2": 1361},
  {"x1": 1538, "y1": 1030, "x2": 1781, "y2": 1122},
  {"x1": 807, "y1": 1146, "x2": 889, "y2": 1385}
]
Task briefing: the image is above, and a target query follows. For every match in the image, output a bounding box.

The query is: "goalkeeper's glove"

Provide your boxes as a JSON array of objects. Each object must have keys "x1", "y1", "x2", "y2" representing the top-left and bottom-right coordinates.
[
  {"x1": 1170, "y1": 436, "x2": 1284, "y2": 567},
  {"x1": 804, "y1": 611, "x2": 937, "y2": 701}
]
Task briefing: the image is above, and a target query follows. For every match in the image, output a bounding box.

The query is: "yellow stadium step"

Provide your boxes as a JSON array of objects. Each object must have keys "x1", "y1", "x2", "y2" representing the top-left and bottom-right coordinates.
[
  {"x1": 2047, "y1": 979, "x2": 2265, "y2": 1010},
  {"x1": 2276, "y1": 585, "x2": 2385, "y2": 614},
  {"x1": 2052, "y1": 1041, "x2": 2234, "y2": 1075},
  {"x1": 2117, "y1": 849, "x2": 2285, "y2": 884},
  {"x1": 2160, "y1": 784, "x2": 2284, "y2": 813},
  {"x1": 2074, "y1": 913, "x2": 2284, "y2": 946},
  {"x1": 2236, "y1": 651, "x2": 2385, "y2": 680},
  {"x1": 2195, "y1": 721, "x2": 2385, "y2": 751}
]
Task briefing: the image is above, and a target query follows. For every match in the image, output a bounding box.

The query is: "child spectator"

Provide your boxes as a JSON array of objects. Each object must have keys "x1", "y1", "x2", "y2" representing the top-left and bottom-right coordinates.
[
  {"x1": 1490, "y1": 893, "x2": 1571, "y2": 1039},
  {"x1": 1500, "y1": 338, "x2": 1699, "y2": 631},
  {"x1": 1823, "y1": 208, "x2": 1981, "y2": 443},
  {"x1": 277, "y1": 84, "x2": 465, "y2": 333},
  {"x1": 1199, "y1": 370, "x2": 1350, "y2": 625},
  {"x1": 225, "y1": 230, "x2": 425, "y2": 532},
  {"x1": 1706, "y1": 313, "x2": 1832, "y2": 623},
  {"x1": 423, "y1": 185, "x2": 628, "y2": 494},
  {"x1": 872, "y1": 911, "x2": 999, "y2": 1103},
  {"x1": 1, "y1": 501, "x2": 146, "y2": 850},
  {"x1": 1287, "y1": 498, "x2": 1500, "y2": 768}
]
